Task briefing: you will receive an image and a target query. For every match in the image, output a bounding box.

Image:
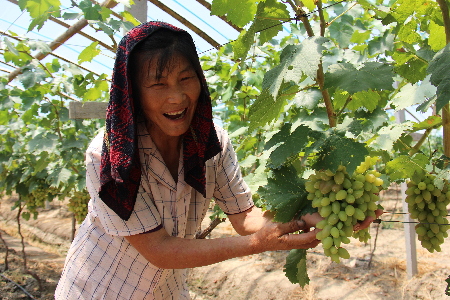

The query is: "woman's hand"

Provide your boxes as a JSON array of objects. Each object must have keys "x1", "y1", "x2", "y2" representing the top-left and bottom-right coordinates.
[
  {"x1": 250, "y1": 218, "x2": 321, "y2": 252},
  {"x1": 353, "y1": 208, "x2": 383, "y2": 231}
]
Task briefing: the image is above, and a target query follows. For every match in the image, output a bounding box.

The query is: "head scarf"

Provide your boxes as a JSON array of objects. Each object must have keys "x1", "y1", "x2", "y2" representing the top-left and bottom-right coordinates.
[{"x1": 99, "y1": 22, "x2": 222, "y2": 221}]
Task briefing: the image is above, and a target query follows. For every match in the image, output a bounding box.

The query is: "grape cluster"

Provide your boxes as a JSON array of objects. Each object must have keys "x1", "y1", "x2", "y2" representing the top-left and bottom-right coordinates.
[
  {"x1": 405, "y1": 173, "x2": 450, "y2": 252},
  {"x1": 24, "y1": 185, "x2": 59, "y2": 214},
  {"x1": 306, "y1": 157, "x2": 383, "y2": 263},
  {"x1": 68, "y1": 190, "x2": 90, "y2": 223}
]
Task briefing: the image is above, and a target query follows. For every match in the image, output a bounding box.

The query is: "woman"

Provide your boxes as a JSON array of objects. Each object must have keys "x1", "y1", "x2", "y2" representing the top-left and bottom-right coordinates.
[{"x1": 55, "y1": 22, "x2": 375, "y2": 299}]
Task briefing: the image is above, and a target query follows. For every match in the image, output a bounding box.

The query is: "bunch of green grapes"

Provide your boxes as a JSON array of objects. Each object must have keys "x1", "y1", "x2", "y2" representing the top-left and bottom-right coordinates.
[
  {"x1": 305, "y1": 156, "x2": 384, "y2": 263},
  {"x1": 24, "y1": 185, "x2": 59, "y2": 214},
  {"x1": 68, "y1": 190, "x2": 90, "y2": 223},
  {"x1": 405, "y1": 173, "x2": 450, "y2": 252}
]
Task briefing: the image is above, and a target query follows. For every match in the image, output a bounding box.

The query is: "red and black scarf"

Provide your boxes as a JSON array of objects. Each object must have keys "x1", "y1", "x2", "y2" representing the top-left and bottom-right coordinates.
[{"x1": 99, "y1": 22, "x2": 221, "y2": 221}]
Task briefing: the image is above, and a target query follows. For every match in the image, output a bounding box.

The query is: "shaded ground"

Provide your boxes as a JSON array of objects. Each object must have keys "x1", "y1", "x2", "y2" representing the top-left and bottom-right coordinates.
[{"x1": 0, "y1": 187, "x2": 449, "y2": 300}]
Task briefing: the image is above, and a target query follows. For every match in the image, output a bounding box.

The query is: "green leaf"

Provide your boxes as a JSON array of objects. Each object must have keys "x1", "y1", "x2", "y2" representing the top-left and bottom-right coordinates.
[
  {"x1": 253, "y1": 0, "x2": 289, "y2": 44},
  {"x1": 427, "y1": 43, "x2": 450, "y2": 112},
  {"x1": 392, "y1": 51, "x2": 428, "y2": 84},
  {"x1": 412, "y1": 115, "x2": 441, "y2": 131},
  {"x1": 257, "y1": 165, "x2": 308, "y2": 223},
  {"x1": 263, "y1": 37, "x2": 328, "y2": 98},
  {"x1": 398, "y1": 20, "x2": 421, "y2": 44},
  {"x1": 372, "y1": 122, "x2": 413, "y2": 152},
  {"x1": 211, "y1": 0, "x2": 258, "y2": 27},
  {"x1": 283, "y1": 249, "x2": 309, "y2": 286},
  {"x1": 325, "y1": 62, "x2": 394, "y2": 94},
  {"x1": 390, "y1": 76, "x2": 436, "y2": 111},
  {"x1": 348, "y1": 90, "x2": 380, "y2": 112},
  {"x1": 328, "y1": 21, "x2": 353, "y2": 49},
  {"x1": 313, "y1": 134, "x2": 368, "y2": 175},
  {"x1": 78, "y1": 41, "x2": 101, "y2": 64},
  {"x1": 248, "y1": 89, "x2": 284, "y2": 131},
  {"x1": 386, "y1": 154, "x2": 428, "y2": 181},
  {"x1": 445, "y1": 275, "x2": 450, "y2": 296},
  {"x1": 48, "y1": 167, "x2": 72, "y2": 187},
  {"x1": 428, "y1": 21, "x2": 446, "y2": 51},
  {"x1": 79, "y1": 0, "x2": 102, "y2": 20},
  {"x1": 34, "y1": 152, "x2": 49, "y2": 174},
  {"x1": 265, "y1": 123, "x2": 312, "y2": 168},
  {"x1": 28, "y1": 132, "x2": 58, "y2": 154},
  {"x1": 18, "y1": 67, "x2": 47, "y2": 89},
  {"x1": 3, "y1": 37, "x2": 19, "y2": 56},
  {"x1": 121, "y1": 11, "x2": 140, "y2": 26}
]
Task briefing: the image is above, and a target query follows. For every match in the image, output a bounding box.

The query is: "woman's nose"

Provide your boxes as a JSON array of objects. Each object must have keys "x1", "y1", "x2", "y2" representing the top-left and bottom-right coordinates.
[{"x1": 166, "y1": 84, "x2": 185, "y2": 103}]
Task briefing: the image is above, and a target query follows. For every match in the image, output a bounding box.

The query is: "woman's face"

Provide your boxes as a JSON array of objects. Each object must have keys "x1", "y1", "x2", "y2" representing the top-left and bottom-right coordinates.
[{"x1": 137, "y1": 53, "x2": 201, "y2": 141}]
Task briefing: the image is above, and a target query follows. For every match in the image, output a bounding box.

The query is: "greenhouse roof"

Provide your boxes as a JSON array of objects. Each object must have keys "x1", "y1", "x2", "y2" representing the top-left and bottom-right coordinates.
[{"x1": 0, "y1": 0, "x2": 247, "y2": 81}]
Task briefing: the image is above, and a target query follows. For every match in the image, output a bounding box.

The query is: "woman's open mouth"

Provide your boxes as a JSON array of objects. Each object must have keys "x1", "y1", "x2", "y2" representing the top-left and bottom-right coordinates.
[{"x1": 163, "y1": 108, "x2": 187, "y2": 120}]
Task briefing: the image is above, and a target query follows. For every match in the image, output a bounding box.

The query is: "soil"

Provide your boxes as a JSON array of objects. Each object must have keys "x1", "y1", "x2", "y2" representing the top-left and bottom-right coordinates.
[{"x1": 0, "y1": 186, "x2": 449, "y2": 300}]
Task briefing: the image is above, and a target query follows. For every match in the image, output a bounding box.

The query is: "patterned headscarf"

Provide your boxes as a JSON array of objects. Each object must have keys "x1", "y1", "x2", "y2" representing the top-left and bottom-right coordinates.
[{"x1": 99, "y1": 22, "x2": 221, "y2": 221}]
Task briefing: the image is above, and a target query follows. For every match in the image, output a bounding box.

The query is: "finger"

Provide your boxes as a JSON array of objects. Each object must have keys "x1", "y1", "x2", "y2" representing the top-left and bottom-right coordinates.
[
  {"x1": 276, "y1": 219, "x2": 307, "y2": 235},
  {"x1": 284, "y1": 228, "x2": 320, "y2": 246},
  {"x1": 354, "y1": 209, "x2": 384, "y2": 231}
]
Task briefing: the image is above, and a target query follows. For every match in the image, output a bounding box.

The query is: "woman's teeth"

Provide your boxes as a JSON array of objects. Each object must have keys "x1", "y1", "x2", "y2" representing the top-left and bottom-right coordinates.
[{"x1": 164, "y1": 108, "x2": 186, "y2": 120}]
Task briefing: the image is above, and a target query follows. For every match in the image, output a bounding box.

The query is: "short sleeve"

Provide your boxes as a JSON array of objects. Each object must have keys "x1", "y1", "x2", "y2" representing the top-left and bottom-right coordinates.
[
  {"x1": 85, "y1": 131, "x2": 162, "y2": 237},
  {"x1": 212, "y1": 126, "x2": 254, "y2": 214}
]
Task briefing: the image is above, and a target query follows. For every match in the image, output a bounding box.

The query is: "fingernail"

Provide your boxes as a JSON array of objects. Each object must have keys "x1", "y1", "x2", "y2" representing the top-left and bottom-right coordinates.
[{"x1": 297, "y1": 220, "x2": 305, "y2": 228}]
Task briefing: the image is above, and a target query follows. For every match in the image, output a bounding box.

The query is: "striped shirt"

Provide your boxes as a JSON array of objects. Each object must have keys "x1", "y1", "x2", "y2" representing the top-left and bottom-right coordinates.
[{"x1": 55, "y1": 123, "x2": 253, "y2": 299}]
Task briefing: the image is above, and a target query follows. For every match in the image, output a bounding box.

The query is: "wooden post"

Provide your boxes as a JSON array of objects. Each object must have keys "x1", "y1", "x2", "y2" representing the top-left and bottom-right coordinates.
[
  {"x1": 395, "y1": 110, "x2": 418, "y2": 278},
  {"x1": 69, "y1": 101, "x2": 108, "y2": 119},
  {"x1": 125, "y1": 0, "x2": 148, "y2": 24}
]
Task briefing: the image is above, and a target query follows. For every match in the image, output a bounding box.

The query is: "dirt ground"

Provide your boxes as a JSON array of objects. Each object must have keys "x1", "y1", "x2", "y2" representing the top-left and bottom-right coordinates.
[{"x1": 0, "y1": 187, "x2": 449, "y2": 300}]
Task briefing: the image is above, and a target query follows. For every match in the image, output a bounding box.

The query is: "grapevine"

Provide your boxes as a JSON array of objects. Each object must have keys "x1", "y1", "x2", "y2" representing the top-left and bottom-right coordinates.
[
  {"x1": 68, "y1": 190, "x2": 90, "y2": 224},
  {"x1": 306, "y1": 156, "x2": 384, "y2": 263},
  {"x1": 405, "y1": 171, "x2": 450, "y2": 252}
]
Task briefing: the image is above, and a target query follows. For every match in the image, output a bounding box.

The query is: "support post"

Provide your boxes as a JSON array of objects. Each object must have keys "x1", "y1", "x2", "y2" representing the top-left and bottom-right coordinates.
[
  {"x1": 395, "y1": 110, "x2": 418, "y2": 279},
  {"x1": 125, "y1": 0, "x2": 148, "y2": 24}
]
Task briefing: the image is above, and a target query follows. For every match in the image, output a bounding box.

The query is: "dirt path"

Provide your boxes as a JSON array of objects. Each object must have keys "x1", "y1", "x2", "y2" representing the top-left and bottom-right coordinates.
[{"x1": 1, "y1": 194, "x2": 449, "y2": 299}]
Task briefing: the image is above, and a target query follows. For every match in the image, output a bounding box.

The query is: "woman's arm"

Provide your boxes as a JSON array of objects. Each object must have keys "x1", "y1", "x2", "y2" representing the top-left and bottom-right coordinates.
[{"x1": 125, "y1": 217, "x2": 320, "y2": 269}]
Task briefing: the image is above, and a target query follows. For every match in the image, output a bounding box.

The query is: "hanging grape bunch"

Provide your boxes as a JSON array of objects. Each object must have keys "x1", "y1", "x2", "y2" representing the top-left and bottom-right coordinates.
[
  {"x1": 68, "y1": 189, "x2": 90, "y2": 223},
  {"x1": 305, "y1": 156, "x2": 384, "y2": 263},
  {"x1": 23, "y1": 183, "x2": 59, "y2": 217},
  {"x1": 405, "y1": 171, "x2": 450, "y2": 253}
]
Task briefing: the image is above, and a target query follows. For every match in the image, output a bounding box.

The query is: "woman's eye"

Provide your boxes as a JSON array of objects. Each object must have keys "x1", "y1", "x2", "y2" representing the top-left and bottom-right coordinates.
[{"x1": 181, "y1": 76, "x2": 193, "y2": 81}]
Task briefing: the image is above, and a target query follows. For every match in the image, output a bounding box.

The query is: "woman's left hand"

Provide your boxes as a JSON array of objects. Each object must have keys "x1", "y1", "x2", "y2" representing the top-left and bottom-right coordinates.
[{"x1": 301, "y1": 209, "x2": 383, "y2": 232}]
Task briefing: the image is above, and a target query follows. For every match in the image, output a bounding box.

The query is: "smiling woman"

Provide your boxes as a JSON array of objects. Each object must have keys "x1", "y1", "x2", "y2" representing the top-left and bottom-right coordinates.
[{"x1": 54, "y1": 21, "x2": 324, "y2": 300}]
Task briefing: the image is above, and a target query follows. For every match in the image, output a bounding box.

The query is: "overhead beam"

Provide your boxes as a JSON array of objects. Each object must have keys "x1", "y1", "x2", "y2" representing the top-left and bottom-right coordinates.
[
  {"x1": 7, "y1": 0, "x2": 118, "y2": 83},
  {"x1": 6, "y1": 0, "x2": 114, "y2": 52},
  {"x1": 147, "y1": 0, "x2": 220, "y2": 49}
]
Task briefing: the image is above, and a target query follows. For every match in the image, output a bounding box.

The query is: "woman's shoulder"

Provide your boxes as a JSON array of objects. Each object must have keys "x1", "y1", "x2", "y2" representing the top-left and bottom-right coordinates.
[{"x1": 86, "y1": 129, "x2": 105, "y2": 163}]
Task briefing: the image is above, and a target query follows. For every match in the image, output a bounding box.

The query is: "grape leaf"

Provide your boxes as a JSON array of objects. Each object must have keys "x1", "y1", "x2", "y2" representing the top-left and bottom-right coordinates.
[
  {"x1": 253, "y1": 0, "x2": 289, "y2": 44},
  {"x1": 265, "y1": 123, "x2": 312, "y2": 168},
  {"x1": 257, "y1": 165, "x2": 309, "y2": 223},
  {"x1": 328, "y1": 21, "x2": 353, "y2": 49},
  {"x1": 211, "y1": 0, "x2": 259, "y2": 28},
  {"x1": 385, "y1": 153, "x2": 428, "y2": 181},
  {"x1": 428, "y1": 21, "x2": 446, "y2": 51},
  {"x1": 263, "y1": 37, "x2": 328, "y2": 98},
  {"x1": 313, "y1": 134, "x2": 368, "y2": 175},
  {"x1": 348, "y1": 90, "x2": 381, "y2": 112},
  {"x1": 78, "y1": 42, "x2": 100, "y2": 64},
  {"x1": 283, "y1": 249, "x2": 309, "y2": 287},
  {"x1": 427, "y1": 43, "x2": 450, "y2": 112},
  {"x1": 390, "y1": 75, "x2": 436, "y2": 111},
  {"x1": 392, "y1": 51, "x2": 428, "y2": 84},
  {"x1": 398, "y1": 20, "x2": 421, "y2": 44},
  {"x1": 372, "y1": 122, "x2": 413, "y2": 152},
  {"x1": 412, "y1": 115, "x2": 441, "y2": 131},
  {"x1": 324, "y1": 62, "x2": 394, "y2": 94},
  {"x1": 248, "y1": 89, "x2": 284, "y2": 131}
]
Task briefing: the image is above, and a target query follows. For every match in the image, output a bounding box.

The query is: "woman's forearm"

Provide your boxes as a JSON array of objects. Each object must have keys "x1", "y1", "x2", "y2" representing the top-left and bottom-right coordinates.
[{"x1": 125, "y1": 220, "x2": 319, "y2": 269}]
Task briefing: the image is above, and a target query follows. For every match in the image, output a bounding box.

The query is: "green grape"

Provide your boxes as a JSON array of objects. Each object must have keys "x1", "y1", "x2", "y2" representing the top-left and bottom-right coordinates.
[{"x1": 405, "y1": 173, "x2": 449, "y2": 253}]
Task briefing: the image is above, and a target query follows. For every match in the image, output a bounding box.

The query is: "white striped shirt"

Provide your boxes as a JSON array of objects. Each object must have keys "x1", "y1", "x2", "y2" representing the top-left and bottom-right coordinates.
[{"x1": 55, "y1": 124, "x2": 253, "y2": 299}]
